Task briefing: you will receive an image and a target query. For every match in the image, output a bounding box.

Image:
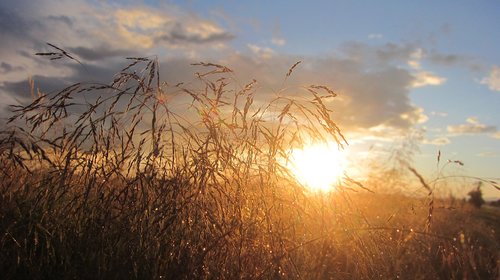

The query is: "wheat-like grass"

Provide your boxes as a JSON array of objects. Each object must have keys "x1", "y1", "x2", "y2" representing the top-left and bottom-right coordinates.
[{"x1": 0, "y1": 44, "x2": 498, "y2": 279}]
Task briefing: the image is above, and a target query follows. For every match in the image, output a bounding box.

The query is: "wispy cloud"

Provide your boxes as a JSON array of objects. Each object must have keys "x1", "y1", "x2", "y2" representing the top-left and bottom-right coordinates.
[
  {"x1": 271, "y1": 37, "x2": 286, "y2": 46},
  {"x1": 480, "y1": 65, "x2": 500, "y2": 92},
  {"x1": 408, "y1": 48, "x2": 424, "y2": 70},
  {"x1": 423, "y1": 137, "x2": 450, "y2": 146},
  {"x1": 247, "y1": 44, "x2": 275, "y2": 59},
  {"x1": 430, "y1": 111, "x2": 448, "y2": 117},
  {"x1": 447, "y1": 117, "x2": 497, "y2": 135},
  {"x1": 368, "y1": 33, "x2": 383, "y2": 39},
  {"x1": 477, "y1": 151, "x2": 498, "y2": 157}
]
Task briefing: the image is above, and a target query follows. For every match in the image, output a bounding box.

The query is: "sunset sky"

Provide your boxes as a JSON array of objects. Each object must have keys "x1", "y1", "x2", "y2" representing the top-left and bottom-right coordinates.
[{"x1": 0, "y1": 0, "x2": 499, "y2": 198}]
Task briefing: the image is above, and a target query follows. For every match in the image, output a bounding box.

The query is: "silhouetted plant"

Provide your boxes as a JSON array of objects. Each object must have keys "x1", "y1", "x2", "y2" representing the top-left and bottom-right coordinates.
[{"x1": 468, "y1": 182, "x2": 485, "y2": 208}]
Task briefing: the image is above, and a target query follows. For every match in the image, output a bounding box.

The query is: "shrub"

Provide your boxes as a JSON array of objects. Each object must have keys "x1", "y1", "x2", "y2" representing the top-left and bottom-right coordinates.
[{"x1": 468, "y1": 182, "x2": 485, "y2": 208}]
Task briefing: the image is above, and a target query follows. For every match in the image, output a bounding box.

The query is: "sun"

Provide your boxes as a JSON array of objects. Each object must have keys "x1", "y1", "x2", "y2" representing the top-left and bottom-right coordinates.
[{"x1": 286, "y1": 141, "x2": 345, "y2": 192}]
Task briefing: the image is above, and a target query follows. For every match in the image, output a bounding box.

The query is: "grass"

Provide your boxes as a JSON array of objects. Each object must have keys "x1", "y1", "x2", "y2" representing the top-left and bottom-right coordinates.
[{"x1": 0, "y1": 47, "x2": 499, "y2": 279}]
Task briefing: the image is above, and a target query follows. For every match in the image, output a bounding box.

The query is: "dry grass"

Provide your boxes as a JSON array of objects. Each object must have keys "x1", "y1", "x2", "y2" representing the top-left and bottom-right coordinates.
[{"x1": 0, "y1": 47, "x2": 498, "y2": 279}]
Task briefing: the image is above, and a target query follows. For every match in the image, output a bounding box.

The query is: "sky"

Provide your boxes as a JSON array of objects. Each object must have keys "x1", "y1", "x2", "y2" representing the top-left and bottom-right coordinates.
[{"x1": 0, "y1": 0, "x2": 499, "y2": 198}]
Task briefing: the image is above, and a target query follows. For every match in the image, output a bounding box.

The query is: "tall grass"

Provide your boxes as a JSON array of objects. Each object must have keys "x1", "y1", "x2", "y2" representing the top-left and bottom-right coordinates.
[{"x1": 0, "y1": 47, "x2": 498, "y2": 279}]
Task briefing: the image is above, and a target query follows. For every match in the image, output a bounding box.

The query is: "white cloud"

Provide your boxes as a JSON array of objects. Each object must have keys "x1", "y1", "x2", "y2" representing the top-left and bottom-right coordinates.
[
  {"x1": 400, "y1": 107, "x2": 428, "y2": 124},
  {"x1": 423, "y1": 137, "x2": 450, "y2": 146},
  {"x1": 466, "y1": 116, "x2": 479, "y2": 124},
  {"x1": 430, "y1": 111, "x2": 448, "y2": 117},
  {"x1": 447, "y1": 117, "x2": 497, "y2": 135},
  {"x1": 411, "y1": 71, "x2": 446, "y2": 88},
  {"x1": 247, "y1": 44, "x2": 275, "y2": 59},
  {"x1": 271, "y1": 37, "x2": 286, "y2": 46},
  {"x1": 480, "y1": 65, "x2": 500, "y2": 92}
]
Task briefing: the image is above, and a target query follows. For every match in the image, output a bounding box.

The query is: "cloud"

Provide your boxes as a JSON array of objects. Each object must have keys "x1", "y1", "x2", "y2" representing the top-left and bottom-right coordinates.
[
  {"x1": 427, "y1": 51, "x2": 481, "y2": 71},
  {"x1": 271, "y1": 21, "x2": 286, "y2": 46},
  {"x1": 493, "y1": 132, "x2": 500, "y2": 139},
  {"x1": 153, "y1": 21, "x2": 234, "y2": 46},
  {"x1": 403, "y1": 48, "x2": 447, "y2": 88},
  {"x1": 411, "y1": 71, "x2": 446, "y2": 88},
  {"x1": 480, "y1": 65, "x2": 500, "y2": 92},
  {"x1": 271, "y1": 38, "x2": 286, "y2": 46},
  {"x1": 430, "y1": 111, "x2": 448, "y2": 117},
  {"x1": 477, "y1": 151, "x2": 498, "y2": 157},
  {"x1": 0, "y1": 0, "x2": 236, "y2": 117},
  {"x1": 1, "y1": 46, "x2": 427, "y2": 135},
  {"x1": 368, "y1": 34, "x2": 383, "y2": 39},
  {"x1": 447, "y1": 117, "x2": 497, "y2": 135},
  {"x1": 408, "y1": 48, "x2": 424, "y2": 70},
  {"x1": 247, "y1": 44, "x2": 275, "y2": 59},
  {"x1": 0, "y1": 62, "x2": 24, "y2": 74},
  {"x1": 400, "y1": 107, "x2": 428, "y2": 124},
  {"x1": 0, "y1": 0, "x2": 234, "y2": 57},
  {"x1": 92, "y1": 7, "x2": 234, "y2": 49},
  {"x1": 429, "y1": 53, "x2": 465, "y2": 66},
  {"x1": 423, "y1": 137, "x2": 450, "y2": 146},
  {"x1": 340, "y1": 42, "x2": 415, "y2": 65},
  {"x1": 339, "y1": 43, "x2": 446, "y2": 89},
  {"x1": 1, "y1": 76, "x2": 68, "y2": 101},
  {"x1": 0, "y1": 1, "x2": 445, "y2": 138},
  {"x1": 68, "y1": 46, "x2": 134, "y2": 61},
  {"x1": 219, "y1": 51, "x2": 427, "y2": 133}
]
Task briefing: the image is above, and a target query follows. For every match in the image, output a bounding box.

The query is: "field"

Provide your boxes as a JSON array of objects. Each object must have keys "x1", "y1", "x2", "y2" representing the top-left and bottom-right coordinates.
[{"x1": 1, "y1": 53, "x2": 499, "y2": 279}]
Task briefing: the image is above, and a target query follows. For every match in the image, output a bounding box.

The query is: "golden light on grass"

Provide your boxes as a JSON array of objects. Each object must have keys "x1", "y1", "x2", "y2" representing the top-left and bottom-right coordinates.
[{"x1": 287, "y1": 141, "x2": 345, "y2": 192}]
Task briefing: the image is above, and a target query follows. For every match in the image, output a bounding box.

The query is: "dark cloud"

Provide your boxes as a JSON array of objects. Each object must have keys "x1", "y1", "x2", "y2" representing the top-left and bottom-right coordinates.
[
  {"x1": 0, "y1": 59, "x2": 127, "y2": 120},
  {"x1": 1, "y1": 75, "x2": 70, "y2": 101},
  {"x1": 47, "y1": 15, "x2": 73, "y2": 27},
  {"x1": 155, "y1": 22, "x2": 235, "y2": 45},
  {"x1": 214, "y1": 53, "x2": 422, "y2": 131},
  {"x1": 429, "y1": 53, "x2": 461, "y2": 65},
  {"x1": 374, "y1": 43, "x2": 415, "y2": 64},
  {"x1": 68, "y1": 46, "x2": 134, "y2": 61},
  {"x1": 0, "y1": 62, "x2": 24, "y2": 73},
  {"x1": 0, "y1": 5, "x2": 31, "y2": 39},
  {"x1": 428, "y1": 51, "x2": 481, "y2": 71},
  {"x1": 0, "y1": 57, "x2": 124, "y2": 101},
  {"x1": 340, "y1": 42, "x2": 415, "y2": 67}
]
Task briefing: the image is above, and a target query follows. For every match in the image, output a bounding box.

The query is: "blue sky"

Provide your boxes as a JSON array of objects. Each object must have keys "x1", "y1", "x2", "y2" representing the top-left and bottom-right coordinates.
[{"x1": 0, "y1": 0, "x2": 499, "y2": 198}]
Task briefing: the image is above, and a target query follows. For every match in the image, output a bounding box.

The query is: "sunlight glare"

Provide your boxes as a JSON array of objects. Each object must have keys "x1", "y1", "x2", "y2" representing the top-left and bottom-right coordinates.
[{"x1": 287, "y1": 142, "x2": 345, "y2": 192}]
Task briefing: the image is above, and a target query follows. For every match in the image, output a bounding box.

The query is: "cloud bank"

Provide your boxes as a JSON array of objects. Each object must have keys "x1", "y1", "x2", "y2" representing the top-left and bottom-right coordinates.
[{"x1": 0, "y1": 0, "x2": 453, "y2": 138}]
